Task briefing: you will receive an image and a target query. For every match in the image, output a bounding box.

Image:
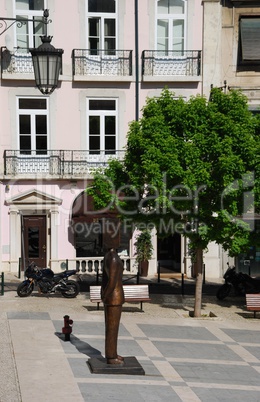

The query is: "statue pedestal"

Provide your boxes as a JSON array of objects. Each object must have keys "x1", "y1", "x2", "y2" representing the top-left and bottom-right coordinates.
[{"x1": 87, "y1": 356, "x2": 145, "y2": 375}]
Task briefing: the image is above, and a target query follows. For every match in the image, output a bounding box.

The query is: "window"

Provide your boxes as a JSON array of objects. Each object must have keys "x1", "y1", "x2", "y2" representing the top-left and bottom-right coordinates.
[
  {"x1": 17, "y1": 97, "x2": 48, "y2": 155},
  {"x1": 15, "y1": 0, "x2": 46, "y2": 50},
  {"x1": 239, "y1": 17, "x2": 260, "y2": 65},
  {"x1": 87, "y1": 99, "x2": 117, "y2": 155},
  {"x1": 156, "y1": 0, "x2": 186, "y2": 53},
  {"x1": 87, "y1": 0, "x2": 117, "y2": 55}
]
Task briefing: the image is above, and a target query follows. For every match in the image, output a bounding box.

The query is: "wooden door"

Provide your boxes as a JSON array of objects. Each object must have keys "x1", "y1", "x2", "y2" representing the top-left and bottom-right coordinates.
[{"x1": 23, "y1": 216, "x2": 47, "y2": 268}]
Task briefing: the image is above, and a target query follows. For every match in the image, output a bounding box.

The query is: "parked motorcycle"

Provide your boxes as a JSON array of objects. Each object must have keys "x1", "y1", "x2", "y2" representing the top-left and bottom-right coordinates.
[
  {"x1": 17, "y1": 262, "x2": 80, "y2": 298},
  {"x1": 216, "y1": 263, "x2": 260, "y2": 300}
]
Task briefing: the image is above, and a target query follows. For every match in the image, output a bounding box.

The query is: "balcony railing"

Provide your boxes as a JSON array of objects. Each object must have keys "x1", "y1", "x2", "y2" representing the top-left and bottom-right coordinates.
[
  {"x1": 142, "y1": 50, "x2": 201, "y2": 77},
  {"x1": 52, "y1": 256, "x2": 137, "y2": 277},
  {"x1": 72, "y1": 49, "x2": 133, "y2": 77},
  {"x1": 1, "y1": 47, "x2": 34, "y2": 75},
  {"x1": 4, "y1": 150, "x2": 125, "y2": 177}
]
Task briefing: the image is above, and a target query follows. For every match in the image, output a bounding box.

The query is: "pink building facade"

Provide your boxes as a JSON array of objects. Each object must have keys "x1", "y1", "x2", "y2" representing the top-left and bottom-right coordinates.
[{"x1": 0, "y1": 0, "x2": 203, "y2": 276}]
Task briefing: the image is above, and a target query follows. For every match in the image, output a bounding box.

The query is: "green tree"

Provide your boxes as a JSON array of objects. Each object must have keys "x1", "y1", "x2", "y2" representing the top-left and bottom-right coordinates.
[{"x1": 87, "y1": 88, "x2": 260, "y2": 316}]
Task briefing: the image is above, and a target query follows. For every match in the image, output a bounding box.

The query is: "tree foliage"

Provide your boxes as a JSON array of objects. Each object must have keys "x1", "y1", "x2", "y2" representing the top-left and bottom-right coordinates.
[
  {"x1": 88, "y1": 88, "x2": 260, "y2": 256},
  {"x1": 87, "y1": 87, "x2": 260, "y2": 316}
]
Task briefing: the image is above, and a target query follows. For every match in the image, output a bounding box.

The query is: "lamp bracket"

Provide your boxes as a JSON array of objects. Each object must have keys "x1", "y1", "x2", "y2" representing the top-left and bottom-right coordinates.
[{"x1": 0, "y1": 9, "x2": 51, "y2": 36}]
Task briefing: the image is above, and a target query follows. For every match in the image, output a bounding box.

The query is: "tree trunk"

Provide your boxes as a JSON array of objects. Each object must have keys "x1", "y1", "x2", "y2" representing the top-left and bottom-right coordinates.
[{"x1": 193, "y1": 247, "x2": 203, "y2": 317}]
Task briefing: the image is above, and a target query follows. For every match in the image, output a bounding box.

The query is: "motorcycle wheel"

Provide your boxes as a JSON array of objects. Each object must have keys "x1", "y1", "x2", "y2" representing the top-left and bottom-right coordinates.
[
  {"x1": 17, "y1": 282, "x2": 34, "y2": 297},
  {"x1": 216, "y1": 284, "x2": 232, "y2": 300},
  {"x1": 61, "y1": 280, "x2": 79, "y2": 298}
]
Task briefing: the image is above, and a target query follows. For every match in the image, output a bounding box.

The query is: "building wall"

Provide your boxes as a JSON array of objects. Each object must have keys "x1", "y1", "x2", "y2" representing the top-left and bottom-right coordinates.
[
  {"x1": 202, "y1": 0, "x2": 260, "y2": 276},
  {"x1": 203, "y1": 0, "x2": 260, "y2": 102},
  {"x1": 0, "y1": 0, "x2": 204, "y2": 275}
]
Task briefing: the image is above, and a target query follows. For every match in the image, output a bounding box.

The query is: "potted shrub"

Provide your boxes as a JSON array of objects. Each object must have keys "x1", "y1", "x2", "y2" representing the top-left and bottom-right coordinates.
[{"x1": 134, "y1": 229, "x2": 153, "y2": 277}]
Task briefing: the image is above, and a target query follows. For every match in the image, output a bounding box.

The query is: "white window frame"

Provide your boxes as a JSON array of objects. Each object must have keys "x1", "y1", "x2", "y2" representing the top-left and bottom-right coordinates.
[
  {"x1": 86, "y1": 0, "x2": 118, "y2": 52},
  {"x1": 17, "y1": 96, "x2": 49, "y2": 155},
  {"x1": 14, "y1": 0, "x2": 47, "y2": 49},
  {"x1": 86, "y1": 98, "x2": 118, "y2": 156},
  {"x1": 156, "y1": 0, "x2": 187, "y2": 52}
]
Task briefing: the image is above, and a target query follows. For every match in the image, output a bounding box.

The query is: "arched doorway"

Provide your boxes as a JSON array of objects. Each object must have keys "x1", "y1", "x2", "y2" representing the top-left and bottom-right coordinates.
[{"x1": 157, "y1": 233, "x2": 181, "y2": 273}]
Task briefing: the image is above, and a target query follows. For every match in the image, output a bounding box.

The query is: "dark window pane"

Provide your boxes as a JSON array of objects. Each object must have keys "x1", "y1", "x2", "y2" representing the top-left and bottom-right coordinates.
[
  {"x1": 105, "y1": 136, "x2": 116, "y2": 151},
  {"x1": 105, "y1": 38, "x2": 116, "y2": 52},
  {"x1": 89, "y1": 116, "x2": 100, "y2": 134},
  {"x1": 19, "y1": 115, "x2": 31, "y2": 134},
  {"x1": 75, "y1": 222, "x2": 102, "y2": 257},
  {"x1": 36, "y1": 136, "x2": 47, "y2": 151},
  {"x1": 20, "y1": 136, "x2": 31, "y2": 151},
  {"x1": 28, "y1": 226, "x2": 39, "y2": 258},
  {"x1": 241, "y1": 18, "x2": 260, "y2": 60},
  {"x1": 89, "y1": 18, "x2": 99, "y2": 36},
  {"x1": 105, "y1": 116, "x2": 115, "y2": 134},
  {"x1": 89, "y1": 136, "x2": 100, "y2": 152},
  {"x1": 19, "y1": 98, "x2": 46, "y2": 109},
  {"x1": 88, "y1": 0, "x2": 115, "y2": 13},
  {"x1": 36, "y1": 115, "x2": 47, "y2": 134},
  {"x1": 89, "y1": 40, "x2": 100, "y2": 53},
  {"x1": 89, "y1": 100, "x2": 116, "y2": 110},
  {"x1": 104, "y1": 19, "x2": 115, "y2": 36},
  {"x1": 16, "y1": 0, "x2": 44, "y2": 11}
]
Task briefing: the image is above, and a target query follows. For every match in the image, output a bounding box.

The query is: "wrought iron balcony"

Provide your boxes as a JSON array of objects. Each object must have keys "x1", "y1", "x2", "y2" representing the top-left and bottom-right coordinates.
[
  {"x1": 142, "y1": 50, "x2": 201, "y2": 78},
  {"x1": 1, "y1": 47, "x2": 34, "y2": 76},
  {"x1": 72, "y1": 49, "x2": 133, "y2": 79},
  {"x1": 4, "y1": 150, "x2": 125, "y2": 177}
]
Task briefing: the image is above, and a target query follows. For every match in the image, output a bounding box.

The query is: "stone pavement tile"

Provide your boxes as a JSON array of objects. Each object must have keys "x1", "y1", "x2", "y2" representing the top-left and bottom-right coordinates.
[
  {"x1": 57, "y1": 332, "x2": 103, "y2": 358},
  {"x1": 52, "y1": 315, "x2": 260, "y2": 401},
  {"x1": 53, "y1": 320, "x2": 149, "y2": 359},
  {"x1": 78, "y1": 382, "x2": 182, "y2": 402},
  {"x1": 138, "y1": 324, "x2": 219, "y2": 341},
  {"x1": 0, "y1": 316, "x2": 21, "y2": 402},
  {"x1": 243, "y1": 346, "x2": 260, "y2": 360},
  {"x1": 8, "y1": 319, "x2": 84, "y2": 402},
  {"x1": 153, "y1": 341, "x2": 241, "y2": 361},
  {"x1": 192, "y1": 387, "x2": 260, "y2": 402},
  {"x1": 221, "y1": 328, "x2": 260, "y2": 343},
  {"x1": 7, "y1": 311, "x2": 50, "y2": 320},
  {"x1": 173, "y1": 362, "x2": 260, "y2": 385}
]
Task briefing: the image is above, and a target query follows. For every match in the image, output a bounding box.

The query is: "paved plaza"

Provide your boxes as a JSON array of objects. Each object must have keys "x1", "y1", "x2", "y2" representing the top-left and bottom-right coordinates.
[{"x1": 0, "y1": 275, "x2": 260, "y2": 402}]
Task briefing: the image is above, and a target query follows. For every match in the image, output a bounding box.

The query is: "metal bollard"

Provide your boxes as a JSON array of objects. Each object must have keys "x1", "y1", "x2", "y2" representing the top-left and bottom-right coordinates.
[
  {"x1": 1, "y1": 272, "x2": 4, "y2": 296},
  {"x1": 181, "y1": 273, "x2": 184, "y2": 296}
]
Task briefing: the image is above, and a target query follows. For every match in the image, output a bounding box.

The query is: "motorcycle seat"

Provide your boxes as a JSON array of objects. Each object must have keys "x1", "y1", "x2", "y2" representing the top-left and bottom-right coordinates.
[{"x1": 54, "y1": 269, "x2": 77, "y2": 278}]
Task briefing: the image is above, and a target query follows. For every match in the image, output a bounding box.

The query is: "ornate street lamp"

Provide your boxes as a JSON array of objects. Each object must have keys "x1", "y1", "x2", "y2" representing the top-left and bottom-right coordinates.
[
  {"x1": 0, "y1": 9, "x2": 63, "y2": 95},
  {"x1": 29, "y1": 35, "x2": 64, "y2": 95}
]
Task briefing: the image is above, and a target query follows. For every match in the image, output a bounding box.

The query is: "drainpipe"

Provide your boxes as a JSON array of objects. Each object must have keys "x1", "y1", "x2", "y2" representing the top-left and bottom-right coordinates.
[{"x1": 135, "y1": 0, "x2": 139, "y2": 121}]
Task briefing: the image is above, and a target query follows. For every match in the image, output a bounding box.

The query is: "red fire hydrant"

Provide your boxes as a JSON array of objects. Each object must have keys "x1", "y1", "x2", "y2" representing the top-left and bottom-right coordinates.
[{"x1": 62, "y1": 315, "x2": 73, "y2": 341}]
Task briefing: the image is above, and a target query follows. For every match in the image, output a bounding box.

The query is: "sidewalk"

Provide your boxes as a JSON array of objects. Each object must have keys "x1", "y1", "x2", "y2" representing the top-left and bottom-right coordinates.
[{"x1": 1, "y1": 274, "x2": 260, "y2": 401}]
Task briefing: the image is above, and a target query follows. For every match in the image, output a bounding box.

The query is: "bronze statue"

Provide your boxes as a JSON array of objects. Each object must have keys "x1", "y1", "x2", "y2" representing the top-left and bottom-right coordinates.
[{"x1": 101, "y1": 249, "x2": 125, "y2": 365}]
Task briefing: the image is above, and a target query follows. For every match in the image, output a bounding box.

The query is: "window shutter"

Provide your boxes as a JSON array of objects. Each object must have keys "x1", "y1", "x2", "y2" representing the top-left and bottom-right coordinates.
[{"x1": 240, "y1": 18, "x2": 260, "y2": 61}]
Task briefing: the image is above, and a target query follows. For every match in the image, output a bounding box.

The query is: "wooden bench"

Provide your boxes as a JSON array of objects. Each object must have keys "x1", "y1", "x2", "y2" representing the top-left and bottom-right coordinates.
[
  {"x1": 89, "y1": 284, "x2": 151, "y2": 311},
  {"x1": 246, "y1": 294, "x2": 260, "y2": 318}
]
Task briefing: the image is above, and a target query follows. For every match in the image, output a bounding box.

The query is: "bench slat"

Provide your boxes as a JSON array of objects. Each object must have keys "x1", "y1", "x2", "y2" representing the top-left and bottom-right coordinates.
[{"x1": 245, "y1": 294, "x2": 260, "y2": 317}]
